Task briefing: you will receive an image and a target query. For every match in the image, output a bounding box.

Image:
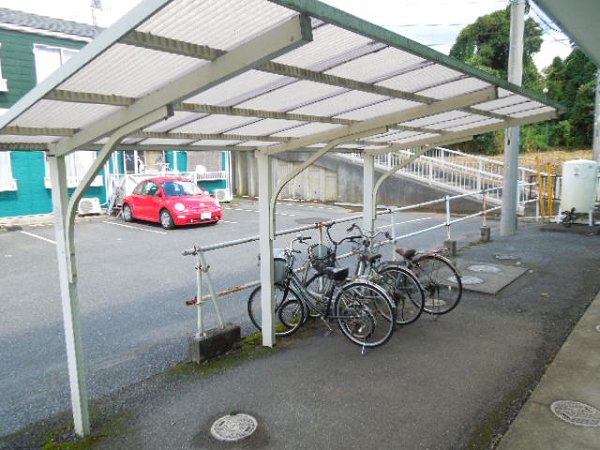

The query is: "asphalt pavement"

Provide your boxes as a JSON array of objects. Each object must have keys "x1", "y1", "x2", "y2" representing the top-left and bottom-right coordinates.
[{"x1": 2, "y1": 220, "x2": 599, "y2": 449}]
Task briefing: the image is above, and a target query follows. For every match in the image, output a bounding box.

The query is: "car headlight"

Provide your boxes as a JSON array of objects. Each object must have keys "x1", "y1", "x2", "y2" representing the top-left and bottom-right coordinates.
[{"x1": 174, "y1": 203, "x2": 185, "y2": 211}]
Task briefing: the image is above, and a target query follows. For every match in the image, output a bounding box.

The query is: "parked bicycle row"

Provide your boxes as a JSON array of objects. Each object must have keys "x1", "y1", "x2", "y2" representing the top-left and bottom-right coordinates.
[{"x1": 247, "y1": 221, "x2": 463, "y2": 350}]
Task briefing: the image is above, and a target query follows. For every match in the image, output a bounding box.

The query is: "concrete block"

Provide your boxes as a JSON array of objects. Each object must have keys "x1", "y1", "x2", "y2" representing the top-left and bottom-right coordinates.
[
  {"x1": 480, "y1": 226, "x2": 491, "y2": 242},
  {"x1": 444, "y1": 239, "x2": 457, "y2": 256},
  {"x1": 189, "y1": 324, "x2": 241, "y2": 364}
]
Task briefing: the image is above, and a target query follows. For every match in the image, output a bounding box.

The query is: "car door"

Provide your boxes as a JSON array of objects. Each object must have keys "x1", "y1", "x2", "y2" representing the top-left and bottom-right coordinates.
[
  {"x1": 141, "y1": 180, "x2": 163, "y2": 222},
  {"x1": 128, "y1": 181, "x2": 148, "y2": 220}
]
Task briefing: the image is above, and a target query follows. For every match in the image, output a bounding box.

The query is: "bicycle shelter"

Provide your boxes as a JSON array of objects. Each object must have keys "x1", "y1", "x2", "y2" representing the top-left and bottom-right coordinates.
[{"x1": 0, "y1": 0, "x2": 564, "y2": 436}]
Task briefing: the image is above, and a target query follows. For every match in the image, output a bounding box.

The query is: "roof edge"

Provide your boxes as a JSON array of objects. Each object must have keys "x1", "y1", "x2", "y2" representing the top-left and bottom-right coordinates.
[{"x1": 271, "y1": 0, "x2": 564, "y2": 112}]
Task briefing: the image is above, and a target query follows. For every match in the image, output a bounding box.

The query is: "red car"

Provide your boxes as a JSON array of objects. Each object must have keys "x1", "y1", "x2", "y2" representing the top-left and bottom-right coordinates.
[{"x1": 122, "y1": 177, "x2": 223, "y2": 229}]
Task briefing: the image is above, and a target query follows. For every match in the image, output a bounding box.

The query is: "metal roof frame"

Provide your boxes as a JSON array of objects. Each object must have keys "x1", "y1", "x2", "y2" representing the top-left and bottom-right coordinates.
[{"x1": 0, "y1": 0, "x2": 566, "y2": 437}]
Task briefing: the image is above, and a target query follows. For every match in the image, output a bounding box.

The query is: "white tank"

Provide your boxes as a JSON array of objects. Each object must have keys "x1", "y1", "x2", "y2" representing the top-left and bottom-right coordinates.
[{"x1": 559, "y1": 159, "x2": 599, "y2": 213}]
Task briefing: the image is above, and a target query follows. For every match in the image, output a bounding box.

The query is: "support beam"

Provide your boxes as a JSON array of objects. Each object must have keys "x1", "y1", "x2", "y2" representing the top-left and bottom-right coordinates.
[
  {"x1": 256, "y1": 150, "x2": 275, "y2": 347},
  {"x1": 500, "y1": 0, "x2": 525, "y2": 237},
  {"x1": 47, "y1": 154, "x2": 90, "y2": 437},
  {"x1": 45, "y1": 106, "x2": 172, "y2": 438},
  {"x1": 53, "y1": 14, "x2": 313, "y2": 156},
  {"x1": 263, "y1": 87, "x2": 497, "y2": 155},
  {"x1": 362, "y1": 152, "x2": 376, "y2": 236}
]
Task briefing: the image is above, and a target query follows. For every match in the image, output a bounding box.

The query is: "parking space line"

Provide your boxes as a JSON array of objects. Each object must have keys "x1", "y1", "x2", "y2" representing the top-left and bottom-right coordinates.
[
  {"x1": 102, "y1": 221, "x2": 167, "y2": 235},
  {"x1": 19, "y1": 230, "x2": 56, "y2": 245},
  {"x1": 222, "y1": 220, "x2": 238, "y2": 224},
  {"x1": 223, "y1": 207, "x2": 294, "y2": 217}
]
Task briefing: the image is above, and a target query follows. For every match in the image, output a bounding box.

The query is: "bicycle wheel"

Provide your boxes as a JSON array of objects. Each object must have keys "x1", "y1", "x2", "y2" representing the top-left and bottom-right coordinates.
[
  {"x1": 413, "y1": 254, "x2": 462, "y2": 315},
  {"x1": 334, "y1": 281, "x2": 395, "y2": 348},
  {"x1": 304, "y1": 272, "x2": 335, "y2": 317},
  {"x1": 247, "y1": 283, "x2": 305, "y2": 336},
  {"x1": 377, "y1": 266, "x2": 424, "y2": 325}
]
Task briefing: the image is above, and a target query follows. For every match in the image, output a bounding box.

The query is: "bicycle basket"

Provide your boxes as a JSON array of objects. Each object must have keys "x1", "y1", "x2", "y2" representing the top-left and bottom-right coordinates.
[
  {"x1": 308, "y1": 243, "x2": 335, "y2": 272},
  {"x1": 273, "y1": 248, "x2": 287, "y2": 283},
  {"x1": 257, "y1": 248, "x2": 288, "y2": 283}
]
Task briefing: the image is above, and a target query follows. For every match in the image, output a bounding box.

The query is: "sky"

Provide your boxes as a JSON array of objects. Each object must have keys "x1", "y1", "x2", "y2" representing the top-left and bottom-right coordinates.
[{"x1": 0, "y1": 0, "x2": 572, "y2": 70}]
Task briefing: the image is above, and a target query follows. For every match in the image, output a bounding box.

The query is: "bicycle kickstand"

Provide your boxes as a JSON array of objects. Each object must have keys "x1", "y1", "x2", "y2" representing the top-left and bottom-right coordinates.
[{"x1": 319, "y1": 317, "x2": 335, "y2": 336}]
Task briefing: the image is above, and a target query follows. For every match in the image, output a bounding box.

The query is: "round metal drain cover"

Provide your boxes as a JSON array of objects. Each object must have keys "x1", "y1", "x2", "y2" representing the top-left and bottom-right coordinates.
[
  {"x1": 596, "y1": 325, "x2": 600, "y2": 333},
  {"x1": 210, "y1": 413, "x2": 258, "y2": 441},
  {"x1": 461, "y1": 275, "x2": 484, "y2": 285},
  {"x1": 468, "y1": 264, "x2": 501, "y2": 273},
  {"x1": 550, "y1": 400, "x2": 600, "y2": 427}
]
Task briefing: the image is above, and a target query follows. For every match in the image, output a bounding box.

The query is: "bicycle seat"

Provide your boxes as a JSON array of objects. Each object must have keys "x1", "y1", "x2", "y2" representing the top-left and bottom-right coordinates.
[
  {"x1": 368, "y1": 253, "x2": 382, "y2": 264},
  {"x1": 323, "y1": 266, "x2": 349, "y2": 282},
  {"x1": 396, "y1": 248, "x2": 416, "y2": 259}
]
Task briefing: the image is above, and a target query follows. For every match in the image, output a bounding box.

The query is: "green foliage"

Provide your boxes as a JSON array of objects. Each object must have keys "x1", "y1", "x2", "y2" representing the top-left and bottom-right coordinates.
[{"x1": 450, "y1": 7, "x2": 596, "y2": 153}]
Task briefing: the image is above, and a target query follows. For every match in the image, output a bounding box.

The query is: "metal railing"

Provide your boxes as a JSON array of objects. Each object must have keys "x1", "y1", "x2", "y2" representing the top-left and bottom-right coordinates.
[{"x1": 342, "y1": 146, "x2": 544, "y2": 205}]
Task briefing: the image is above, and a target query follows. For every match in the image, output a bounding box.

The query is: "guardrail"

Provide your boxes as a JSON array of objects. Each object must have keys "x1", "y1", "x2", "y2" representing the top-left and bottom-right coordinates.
[{"x1": 181, "y1": 185, "x2": 519, "y2": 336}]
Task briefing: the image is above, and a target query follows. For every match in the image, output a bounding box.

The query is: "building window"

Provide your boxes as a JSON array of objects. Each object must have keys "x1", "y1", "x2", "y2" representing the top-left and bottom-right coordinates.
[
  {"x1": 0, "y1": 43, "x2": 8, "y2": 92},
  {"x1": 0, "y1": 152, "x2": 18, "y2": 191},
  {"x1": 33, "y1": 44, "x2": 78, "y2": 83},
  {"x1": 44, "y1": 151, "x2": 103, "y2": 189}
]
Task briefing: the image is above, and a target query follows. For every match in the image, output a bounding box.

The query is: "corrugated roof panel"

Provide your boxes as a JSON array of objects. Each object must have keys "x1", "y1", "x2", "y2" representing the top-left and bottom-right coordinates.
[
  {"x1": 417, "y1": 78, "x2": 491, "y2": 99},
  {"x1": 143, "y1": 112, "x2": 203, "y2": 132},
  {"x1": 60, "y1": 44, "x2": 206, "y2": 97},
  {"x1": 378, "y1": 64, "x2": 464, "y2": 94},
  {"x1": 139, "y1": 138, "x2": 196, "y2": 146},
  {"x1": 272, "y1": 122, "x2": 342, "y2": 138},
  {"x1": 185, "y1": 70, "x2": 288, "y2": 107},
  {"x1": 391, "y1": 132, "x2": 439, "y2": 144},
  {"x1": 191, "y1": 139, "x2": 242, "y2": 146},
  {"x1": 137, "y1": 0, "x2": 295, "y2": 50},
  {"x1": 290, "y1": 90, "x2": 390, "y2": 117},
  {"x1": 368, "y1": 130, "x2": 426, "y2": 142},
  {"x1": 0, "y1": 135, "x2": 57, "y2": 143},
  {"x1": 446, "y1": 118, "x2": 502, "y2": 132},
  {"x1": 493, "y1": 102, "x2": 547, "y2": 116},
  {"x1": 235, "y1": 140, "x2": 276, "y2": 147},
  {"x1": 10, "y1": 100, "x2": 121, "y2": 128},
  {"x1": 273, "y1": 23, "x2": 374, "y2": 69},
  {"x1": 237, "y1": 80, "x2": 344, "y2": 112},
  {"x1": 335, "y1": 98, "x2": 421, "y2": 121},
  {"x1": 231, "y1": 118, "x2": 305, "y2": 136},
  {"x1": 326, "y1": 47, "x2": 426, "y2": 83},
  {"x1": 474, "y1": 95, "x2": 525, "y2": 112},
  {"x1": 174, "y1": 115, "x2": 258, "y2": 133},
  {"x1": 402, "y1": 110, "x2": 469, "y2": 128},
  {"x1": 427, "y1": 114, "x2": 490, "y2": 131},
  {"x1": 511, "y1": 106, "x2": 555, "y2": 118}
]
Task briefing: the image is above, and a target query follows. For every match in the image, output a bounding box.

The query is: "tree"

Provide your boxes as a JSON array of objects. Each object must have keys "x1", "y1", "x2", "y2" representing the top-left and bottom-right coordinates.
[{"x1": 450, "y1": 7, "x2": 543, "y2": 91}]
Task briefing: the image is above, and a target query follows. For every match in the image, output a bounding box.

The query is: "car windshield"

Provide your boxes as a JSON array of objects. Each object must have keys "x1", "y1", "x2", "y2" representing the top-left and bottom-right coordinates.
[{"x1": 161, "y1": 180, "x2": 203, "y2": 197}]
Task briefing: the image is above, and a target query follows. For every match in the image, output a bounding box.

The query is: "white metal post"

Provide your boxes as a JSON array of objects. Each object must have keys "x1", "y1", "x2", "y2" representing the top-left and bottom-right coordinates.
[
  {"x1": 445, "y1": 195, "x2": 452, "y2": 241},
  {"x1": 593, "y1": 70, "x2": 600, "y2": 163},
  {"x1": 47, "y1": 154, "x2": 90, "y2": 437},
  {"x1": 257, "y1": 150, "x2": 275, "y2": 347},
  {"x1": 390, "y1": 212, "x2": 397, "y2": 261},
  {"x1": 363, "y1": 152, "x2": 376, "y2": 236},
  {"x1": 500, "y1": 0, "x2": 525, "y2": 236}
]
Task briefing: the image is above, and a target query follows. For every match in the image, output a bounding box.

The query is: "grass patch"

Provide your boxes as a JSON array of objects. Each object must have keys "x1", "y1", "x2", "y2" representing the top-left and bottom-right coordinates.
[{"x1": 38, "y1": 424, "x2": 106, "y2": 450}]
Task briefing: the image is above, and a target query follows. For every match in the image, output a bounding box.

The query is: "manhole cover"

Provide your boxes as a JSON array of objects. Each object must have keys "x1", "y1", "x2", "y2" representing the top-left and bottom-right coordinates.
[
  {"x1": 461, "y1": 275, "x2": 484, "y2": 285},
  {"x1": 210, "y1": 413, "x2": 258, "y2": 441},
  {"x1": 468, "y1": 264, "x2": 502, "y2": 273},
  {"x1": 550, "y1": 400, "x2": 600, "y2": 427},
  {"x1": 596, "y1": 325, "x2": 600, "y2": 333}
]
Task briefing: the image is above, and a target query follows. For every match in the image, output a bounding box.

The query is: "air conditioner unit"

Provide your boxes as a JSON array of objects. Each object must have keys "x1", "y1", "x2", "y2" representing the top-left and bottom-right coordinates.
[
  {"x1": 214, "y1": 188, "x2": 232, "y2": 202},
  {"x1": 78, "y1": 197, "x2": 102, "y2": 215}
]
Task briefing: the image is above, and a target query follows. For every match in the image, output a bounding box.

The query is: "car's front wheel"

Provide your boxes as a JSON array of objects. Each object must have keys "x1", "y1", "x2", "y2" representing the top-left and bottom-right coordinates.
[
  {"x1": 122, "y1": 204, "x2": 134, "y2": 222},
  {"x1": 160, "y1": 209, "x2": 175, "y2": 229}
]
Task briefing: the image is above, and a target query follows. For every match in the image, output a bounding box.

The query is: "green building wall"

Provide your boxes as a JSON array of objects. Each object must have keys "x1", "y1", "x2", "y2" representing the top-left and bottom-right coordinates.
[{"x1": 0, "y1": 29, "x2": 106, "y2": 217}]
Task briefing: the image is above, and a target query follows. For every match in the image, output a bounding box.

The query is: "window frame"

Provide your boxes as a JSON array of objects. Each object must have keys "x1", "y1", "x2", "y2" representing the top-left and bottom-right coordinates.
[{"x1": 0, "y1": 151, "x2": 18, "y2": 191}]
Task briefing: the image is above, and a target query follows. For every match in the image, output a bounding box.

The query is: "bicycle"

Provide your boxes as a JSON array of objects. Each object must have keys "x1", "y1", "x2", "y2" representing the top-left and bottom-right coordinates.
[
  {"x1": 248, "y1": 235, "x2": 397, "y2": 348},
  {"x1": 395, "y1": 246, "x2": 462, "y2": 315},
  {"x1": 305, "y1": 223, "x2": 425, "y2": 326}
]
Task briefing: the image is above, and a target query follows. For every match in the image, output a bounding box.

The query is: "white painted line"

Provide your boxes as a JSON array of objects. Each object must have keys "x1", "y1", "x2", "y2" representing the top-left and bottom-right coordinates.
[
  {"x1": 377, "y1": 217, "x2": 432, "y2": 230},
  {"x1": 222, "y1": 220, "x2": 238, "y2": 224},
  {"x1": 19, "y1": 230, "x2": 56, "y2": 245},
  {"x1": 224, "y1": 207, "x2": 294, "y2": 217},
  {"x1": 102, "y1": 221, "x2": 167, "y2": 235}
]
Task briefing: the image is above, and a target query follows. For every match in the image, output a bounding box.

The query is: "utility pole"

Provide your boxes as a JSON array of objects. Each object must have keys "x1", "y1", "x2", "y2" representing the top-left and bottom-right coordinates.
[
  {"x1": 500, "y1": 0, "x2": 525, "y2": 236},
  {"x1": 593, "y1": 70, "x2": 600, "y2": 163}
]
